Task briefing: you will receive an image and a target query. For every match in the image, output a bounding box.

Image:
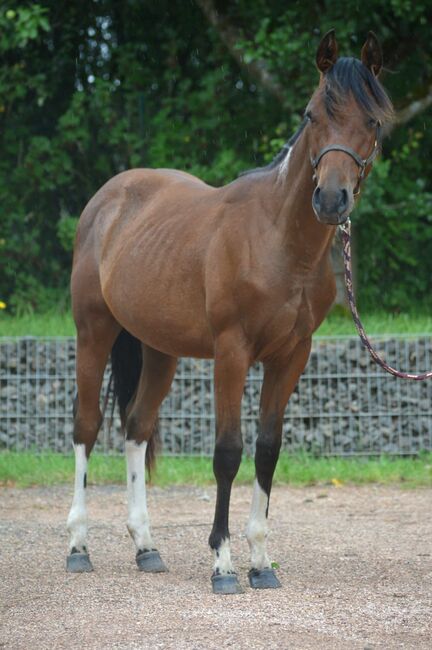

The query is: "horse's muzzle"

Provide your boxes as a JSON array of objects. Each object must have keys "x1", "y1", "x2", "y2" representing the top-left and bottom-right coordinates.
[{"x1": 312, "y1": 186, "x2": 352, "y2": 225}]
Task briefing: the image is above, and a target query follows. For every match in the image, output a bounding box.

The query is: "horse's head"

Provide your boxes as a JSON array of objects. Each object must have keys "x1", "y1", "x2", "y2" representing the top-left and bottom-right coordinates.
[{"x1": 307, "y1": 30, "x2": 393, "y2": 225}]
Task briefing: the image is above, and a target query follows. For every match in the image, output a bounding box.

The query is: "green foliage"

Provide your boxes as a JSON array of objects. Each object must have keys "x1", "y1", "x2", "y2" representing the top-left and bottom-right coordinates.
[
  {"x1": 355, "y1": 130, "x2": 432, "y2": 309},
  {"x1": 57, "y1": 217, "x2": 78, "y2": 253},
  {"x1": 0, "y1": 1, "x2": 431, "y2": 313}
]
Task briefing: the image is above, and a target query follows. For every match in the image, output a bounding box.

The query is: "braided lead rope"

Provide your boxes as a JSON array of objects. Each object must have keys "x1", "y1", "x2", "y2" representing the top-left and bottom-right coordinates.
[{"x1": 339, "y1": 219, "x2": 432, "y2": 380}]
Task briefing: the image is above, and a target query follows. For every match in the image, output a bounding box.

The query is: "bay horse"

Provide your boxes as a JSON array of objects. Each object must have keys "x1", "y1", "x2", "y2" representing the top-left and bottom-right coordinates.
[{"x1": 67, "y1": 30, "x2": 393, "y2": 593}]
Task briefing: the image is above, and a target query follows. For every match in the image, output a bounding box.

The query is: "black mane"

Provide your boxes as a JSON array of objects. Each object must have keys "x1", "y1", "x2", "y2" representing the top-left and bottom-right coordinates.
[{"x1": 240, "y1": 56, "x2": 393, "y2": 178}]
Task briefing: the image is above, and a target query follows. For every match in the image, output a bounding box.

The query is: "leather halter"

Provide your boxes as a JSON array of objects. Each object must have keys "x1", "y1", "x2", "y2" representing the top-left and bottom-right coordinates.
[{"x1": 311, "y1": 123, "x2": 381, "y2": 195}]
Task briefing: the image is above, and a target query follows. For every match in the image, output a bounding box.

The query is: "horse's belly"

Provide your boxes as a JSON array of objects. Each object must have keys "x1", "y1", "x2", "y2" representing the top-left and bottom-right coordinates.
[
  {"x1": 102, "y1": 278, "x2": 214, "y2": 359},
  {"x1": 125, "y1": 312, "x2": 214, "y2": 359}
]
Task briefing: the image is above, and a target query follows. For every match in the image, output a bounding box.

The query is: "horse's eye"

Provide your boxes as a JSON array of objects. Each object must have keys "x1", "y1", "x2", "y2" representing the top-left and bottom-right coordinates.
[
  {"x1": 367, "y1": 118, "x2": 377, "y2": 128},
  {"x1": 305, "y1": 111, "x2": 314, "y2": 123}
]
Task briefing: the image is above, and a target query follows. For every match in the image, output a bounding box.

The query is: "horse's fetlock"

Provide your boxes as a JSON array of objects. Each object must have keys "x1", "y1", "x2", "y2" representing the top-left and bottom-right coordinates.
[
  {"x1": 127, "y1": 514, "x2": 149, "y2": 532},
  {"x1": 246, "y1": 520, "x2": 268, "y2": 545},
  {"x1": 212, "y1": 538, "x2": 234, "y2": 575},
  {"x1": 67, "y1": 508, "x2": 86, "y2": 530}
]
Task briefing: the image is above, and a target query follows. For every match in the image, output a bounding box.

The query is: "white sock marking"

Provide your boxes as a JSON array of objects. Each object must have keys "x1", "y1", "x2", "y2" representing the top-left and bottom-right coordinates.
[
  {"x1": 246, "y1": 479, "x2": 271, "y2": 570},
  {"x1": 67, "y1": 444, "x2": 88, "y2": 553},
  {"x1": 125, "y1": 440, "x2": 154, "y2": 551},
  {"x1": 214, "y1": 538, "x2": 235, "y2": 575}
]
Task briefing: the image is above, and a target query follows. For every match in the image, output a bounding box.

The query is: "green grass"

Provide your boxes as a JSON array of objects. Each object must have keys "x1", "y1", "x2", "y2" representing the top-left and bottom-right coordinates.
[
  {"x1": 0, "y1": 311, "x2": 75, "y2": 337},
  {"x1": 1, "y1": 451, "x2": 431, "y2": 489},
  {"x1": 0, "y1": 309, "x2": 431, "y2": 338},
  {"x1": 315, "y1": 310, "x2": 432, "y2": 336}
]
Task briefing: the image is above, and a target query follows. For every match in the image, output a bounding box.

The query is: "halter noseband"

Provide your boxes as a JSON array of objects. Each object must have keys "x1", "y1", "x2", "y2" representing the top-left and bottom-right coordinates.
[{"x1": 311, "y1": 123, "x2": 381, "y2": 195}]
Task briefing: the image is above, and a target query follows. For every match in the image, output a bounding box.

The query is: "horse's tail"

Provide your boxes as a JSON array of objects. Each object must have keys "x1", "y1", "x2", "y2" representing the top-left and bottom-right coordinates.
[{"x1": 110, "y1": 329, "x2": 158, "y2": 474}]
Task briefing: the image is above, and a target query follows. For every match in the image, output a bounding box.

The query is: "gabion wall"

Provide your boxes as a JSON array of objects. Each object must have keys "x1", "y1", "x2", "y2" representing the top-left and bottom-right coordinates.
[{"x1": 0, "y1": 336, "x2": 431, "y2": 456}]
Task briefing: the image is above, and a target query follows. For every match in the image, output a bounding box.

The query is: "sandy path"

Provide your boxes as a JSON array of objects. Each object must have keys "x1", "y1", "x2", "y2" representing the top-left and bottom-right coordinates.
[{"x1": 1, "y1": 483, "x2": 431, "y2": 649}]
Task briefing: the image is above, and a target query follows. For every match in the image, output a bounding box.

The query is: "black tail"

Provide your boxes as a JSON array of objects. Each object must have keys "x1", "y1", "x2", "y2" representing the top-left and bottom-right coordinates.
[{"x1": 110, "y1": 329, "x2": 159, "y2": 474}]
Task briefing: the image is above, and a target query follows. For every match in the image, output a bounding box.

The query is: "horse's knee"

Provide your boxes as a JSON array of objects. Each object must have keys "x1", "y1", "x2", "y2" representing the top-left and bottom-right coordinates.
[
  {"x1": 255, "y1": 436, "x2": 281, "y2": 467},
  {"x1": 73, "y1": 411, "x2": 102, "y2": 452},
  {"x1": 213, "y1": 438, "x2": 243, "y2": 482}
]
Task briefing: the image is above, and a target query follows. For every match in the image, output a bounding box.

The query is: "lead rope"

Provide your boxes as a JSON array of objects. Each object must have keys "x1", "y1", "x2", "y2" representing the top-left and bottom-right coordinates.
[{"x1": 339, "y1": 219, "x2": 432, "y2": 380}]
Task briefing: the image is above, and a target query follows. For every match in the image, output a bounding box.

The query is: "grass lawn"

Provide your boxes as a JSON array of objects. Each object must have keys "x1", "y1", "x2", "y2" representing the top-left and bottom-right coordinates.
[
  {"x1": 0, "y1": 309, "x2": 431, "y2": 338},
  {"x1": 1, "y1": 451, "x2": 431, "y2": 489},
  {"x1": 0, "y1": 311, "x2": 76, "y2": 337}
]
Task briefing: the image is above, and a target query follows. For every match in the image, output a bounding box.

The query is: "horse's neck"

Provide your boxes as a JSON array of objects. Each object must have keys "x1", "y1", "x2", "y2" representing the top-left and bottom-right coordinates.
[{"x1": 271, "y1": 134, "x2": 336, "y2": 267}]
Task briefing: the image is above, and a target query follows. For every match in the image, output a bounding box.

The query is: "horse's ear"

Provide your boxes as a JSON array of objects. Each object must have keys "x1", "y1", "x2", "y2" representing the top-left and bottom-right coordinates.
[
  {"x1": 361, "y1": 31, "x2": 383, "y2": 76},
  {"x1": 316, "y1": 29, "x2": 338, "y2": 74}
]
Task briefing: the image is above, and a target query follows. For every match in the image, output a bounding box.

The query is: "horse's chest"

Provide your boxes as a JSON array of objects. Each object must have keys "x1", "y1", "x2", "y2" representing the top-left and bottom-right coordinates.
[{"x1": 252, "y1": 276, "x2": 334, "y2": 361}]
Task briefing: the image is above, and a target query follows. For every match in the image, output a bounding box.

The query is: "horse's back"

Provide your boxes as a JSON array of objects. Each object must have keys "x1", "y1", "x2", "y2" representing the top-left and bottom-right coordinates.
[
  {"x1": 76, "y1": 167, "x2": 210, "y2": 237},
  {"x1": 74, "y1": 167, "x2": 217, "y2": 266}
]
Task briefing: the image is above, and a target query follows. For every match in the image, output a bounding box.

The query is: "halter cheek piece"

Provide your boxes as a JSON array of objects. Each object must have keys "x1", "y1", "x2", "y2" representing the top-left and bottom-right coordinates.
[{"x1": 310, "y1": 123, "x2": 382, "y2": 196}]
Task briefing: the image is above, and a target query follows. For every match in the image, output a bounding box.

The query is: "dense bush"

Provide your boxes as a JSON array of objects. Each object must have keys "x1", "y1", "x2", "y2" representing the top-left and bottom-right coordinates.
[{"x1": 1, "y1": 1, "x2": 431, "y2": 313}]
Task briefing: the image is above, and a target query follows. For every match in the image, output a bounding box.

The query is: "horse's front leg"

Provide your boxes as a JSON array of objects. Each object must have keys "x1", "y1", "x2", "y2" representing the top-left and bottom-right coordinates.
[
  {"x1": 209, "y1": 329, "x2": 250, "y2": 594},
  {"x1": 246, "y1": 338, "x2": 312, "y2": 589}
]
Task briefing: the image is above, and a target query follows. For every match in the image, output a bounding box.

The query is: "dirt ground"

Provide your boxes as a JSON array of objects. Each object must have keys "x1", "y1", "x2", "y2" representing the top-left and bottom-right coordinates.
[{"x1": 0, "y1": 483, "x2": 431, "y2": 650}]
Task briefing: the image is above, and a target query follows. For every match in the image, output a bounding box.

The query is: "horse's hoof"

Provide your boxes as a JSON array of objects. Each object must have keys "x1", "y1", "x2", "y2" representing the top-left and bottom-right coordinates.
[
  {"x1": 211, "y1": 573, "x2": 244, "y2": 595},
  {"x1": 136, "y1": 549, "x2": 168, "y2": 573},
  {"x1": 66, "y1": 552, "x2": 93, "y2": 573},
  {"x1": 248, "y1": 567, "x2": 281, "y2": 589}
]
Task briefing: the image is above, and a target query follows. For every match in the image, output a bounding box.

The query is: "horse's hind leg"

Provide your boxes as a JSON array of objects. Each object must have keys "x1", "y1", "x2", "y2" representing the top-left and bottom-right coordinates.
[
  {"x1": 209, "y1": 329, "x2": 250, "y2": 595},
  {"x1": 246, "y1": 339, "x2": 311, "y2": 589},
  {"x1": 66, "y1": 309, "x2": 120, "y2": 573},
  {"x1": 124, "y1": 344, "x2": 177, "y2": 573}
]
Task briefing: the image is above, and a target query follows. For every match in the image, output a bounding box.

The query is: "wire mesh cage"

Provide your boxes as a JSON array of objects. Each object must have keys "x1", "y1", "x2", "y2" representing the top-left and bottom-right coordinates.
[{"x1": 0, "y1": 335, "x2": 431, "y2": 456}]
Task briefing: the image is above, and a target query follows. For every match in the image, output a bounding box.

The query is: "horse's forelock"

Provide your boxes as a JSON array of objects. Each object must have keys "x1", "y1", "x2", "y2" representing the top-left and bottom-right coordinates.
[{"x1": 324, "y1": 57, "x2": 394, "y2": 124}]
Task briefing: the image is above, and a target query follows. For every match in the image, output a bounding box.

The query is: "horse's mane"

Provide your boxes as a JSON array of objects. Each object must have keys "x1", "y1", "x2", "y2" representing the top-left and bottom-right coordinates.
[
  {"x1": 239, "y1": 121, "x2": 307, "y2": 178},
  {"x1": 240, "y1": 56, "x2": 393, "y2": 178}
]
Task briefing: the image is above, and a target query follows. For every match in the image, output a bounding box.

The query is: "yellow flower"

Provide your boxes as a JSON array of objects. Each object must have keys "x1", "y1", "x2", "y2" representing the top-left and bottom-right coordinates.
[{"x1": 0, "y1": 301, "x2": 7, "y2": 309}]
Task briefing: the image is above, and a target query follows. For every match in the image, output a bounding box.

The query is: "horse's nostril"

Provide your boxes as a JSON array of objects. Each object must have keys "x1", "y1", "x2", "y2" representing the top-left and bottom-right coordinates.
[
  {"x1": 312, "y1": 187, "x2": 321, "y2": 213},
  {"x1": 339, "y1": 188, "x2": 348, "y2": 213}
]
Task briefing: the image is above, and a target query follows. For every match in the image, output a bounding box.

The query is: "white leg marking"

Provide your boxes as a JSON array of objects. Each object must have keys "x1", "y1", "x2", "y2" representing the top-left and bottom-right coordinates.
[
  {"x1": 125, "y1": 440, "x2": 154, "y2": 552},
  {"x1": 67, "y1": 444, "x2": 88, "y2": 553},
  {"x1": 246, "y1": 479, "x2": 271, "y2": 570},
  {"x1": 213, "y1": 538, "x2": 235, "y2": 575}
]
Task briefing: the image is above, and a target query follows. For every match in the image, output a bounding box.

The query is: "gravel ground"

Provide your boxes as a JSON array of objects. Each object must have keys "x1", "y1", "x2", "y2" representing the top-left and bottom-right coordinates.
[{"x1": 0, "y1": 483, "x2": 431, "y2": 649}]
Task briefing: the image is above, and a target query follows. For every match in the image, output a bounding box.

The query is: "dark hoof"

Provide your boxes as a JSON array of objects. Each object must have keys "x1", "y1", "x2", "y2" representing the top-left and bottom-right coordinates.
[
  {"x1": 66, "y1": 552, "x2": 93, "y2": 573},
  {"x1": 248, "y1": 567, "x2": 281, "y2": 589},
  {"x1": 136, "y1": 549, "x2": 168, "y2": 573},
  {"x1": 211, "y1": 573, "x2": 244, "y2": 595}
]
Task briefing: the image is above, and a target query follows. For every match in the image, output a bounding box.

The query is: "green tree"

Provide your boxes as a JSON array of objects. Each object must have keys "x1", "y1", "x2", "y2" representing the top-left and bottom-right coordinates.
[{"x1": 0, "y1": 0, "x2": 431, "y2": 312}]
